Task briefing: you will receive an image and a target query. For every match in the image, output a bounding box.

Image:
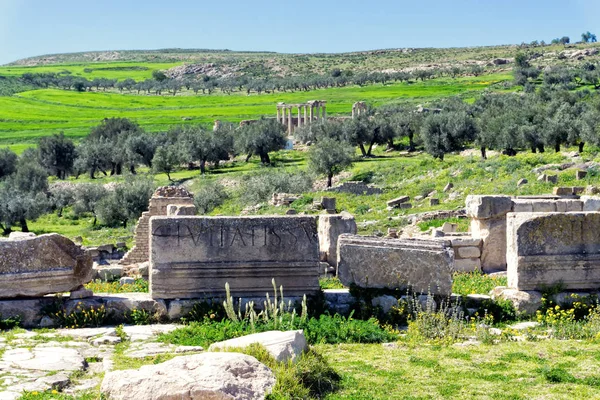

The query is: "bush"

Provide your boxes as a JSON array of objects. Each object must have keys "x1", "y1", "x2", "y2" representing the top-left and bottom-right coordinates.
[
  {"x1": 302, "y1": 313, "x2": 397, "y2": 344},
  {"x1": 96, "y1": 176, "x2": 153, "y2": 227},
  {"x1": 194, "y1": 180, "x2": 228, "y2": 214},
  {"x1": 240, "y1": 170, "x2": 313, "y2": 205}
]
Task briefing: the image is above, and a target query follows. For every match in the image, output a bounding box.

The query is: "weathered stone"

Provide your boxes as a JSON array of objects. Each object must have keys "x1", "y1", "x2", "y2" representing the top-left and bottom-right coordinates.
[
  {"x1": 94, "y1": 265, "x2": 122, "y2": 281},
  {"x1": 125, "y1": 342, "x2": 203, "y2": 358},
  {"x1": 337, "y1": 235, "x2": 454, "y2": 295},
  {"x1": 531, "y1": 200, "x2": 556, "y2": 212},
  {"x1": 371, "y1": 295, "x2": 398, "y2": 314},
  {"x1": 470, "y1": 218, "x2": 507, "y2": 272},
  {"x1": 209, "y1": 330, "x2": 307, "y2": 363},
  {"x1": 285, "y1": 209, "x2": 297, "y2": 215},
  {"x1": 507, "y1": 212, "x2": 600, "y2": 291},
  {"x1": 517, "y1": 178, "x2": 528, "y2": 186},
  {"x1": 119, "y1": 277, "x2": 135, "y2": 285},
  {"x1": 453, "y1": 258, "x2": 481, "y2": 272},
  {"x1": 581, "y1": 196, "x2": 600, "y2": 211},
  {"x1": 414, "y1": 195, "x2": 424, "y2": 202},
  {"x1": 318, "y1": 212, "x2": 357, "y2": 267},
  {"x1": 0, "y1": 234, "x2": 93, "y2": 298},
  {"x1": 387, "y1": 196, "x2": 409, "y2": 207},
  {"x1": 553, "y1": 187, "x2": 572, "y2": 196},
  {"x1": 449, "y1": 237, "x2": 482, "y2": 247},
  {"x1": 2, "y1": 347, "x2": 85, "y2": 372},
  {"x1": 512, "y1": 199, "x2": 533, "y2": 213},
  {"x1": 443, "y1": 182, "x2": 454, "y2": 192},
  {"x1": 101, "y1": 293, "x2": 167, "y2": 323},
  {"x1": 429, "y1": 198, "x2": 440, "y2": 206},
  {"x1": 166, "y1": 204, "x2": 197, "y2": 216},
  {"x1": 555, "y1": 200, "x2": 582, "y2": 212},
  {"x1": 586, "y1": 185, "x2": 600, "y2": 195},
  {"x1": 320, "y1": 197, "x2": 336, "y2": 211},
  {"x1": 101, "y1": 352, "x2": 275, "y2": 400},
  {"x1": 573, "y1": 186, "x2": 585, "y2": 195},
  {"x1": 576, "y1": 170, "x2": 587, "y2": 180},
  {"x1": 70, "y1": 287, "x2": 93, "y2": 300},
  {"x1": 490, "y1": 286, "x2": 542, "y2": 316},
  {"x1": 399, "y1": 203, "x2": 412, "y2": 209},
  {"x1": 546, "y1": 175, "x2": 558, "y2": 183},
  {"x1": 150, "y1": 216, "x2": 320, "y2": 299},
  {"x1": 8, "y1": 232, "x2": 36, "y2": 240},
  {"x1": 441, "y1": 222, "x2": 457, "y2": 233},
  {"x1": 97, "y1": 244, "x2": 115, "y2": 254},
  {"x1": 537, "y1": 174, "x2": 547, "y2": 182},
  {"x1": 457, "y1": 247, "x2": 481, "y2": 259},
  {"x1": 466, "y1": 195, "x2": 512, "y2": 220}
]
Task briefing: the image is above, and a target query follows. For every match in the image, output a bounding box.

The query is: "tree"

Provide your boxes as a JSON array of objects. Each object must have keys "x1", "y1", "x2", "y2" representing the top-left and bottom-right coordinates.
[
  {"x1": 72, "y1": 184, "x2": 107, "y2": 225},
  {"x1": 194, "y1": 180, "x2": 228, "y2": 214},
  {"x1": 74, "y1": 139, "x2": 112, "y2": 179},
  {"x1": 38, "y1": 133, "x2": 76, "y2": 179},
  {"x1": 96, "y1": 177, "x2": 153, "y2": 228},
  {"x1": 420, "y1": 111, "x2": 477, "y2": 160},
  {"x1": 560, "y1": 36, "x2": 570, "y2": 45},
  {"x1": 236, "y1": 118, "x2": 287, "y2": 164},
  {"x1": 308, "y1": 138, "x2": 354, "y2": 187},
  {"x1": 0, "y1": 148, "x2": 17, "y2": 179},
  {"x1": 152, "y1": 70, "x2": 168, "y2": 82},
  {"x1": 152, "y1": 145, "x2": 180, "y2": 181},
  {"x1": 470, "y1": 65, "x2": 484, "y2": 77},
  {"x1": 88, "y1": 118, "x2": 143, "y2": 175},
  {"x1": 582, "y1": 31, "x2": 597, "y2": 43},
  {"x1": 49, "y1": 184, "x2": 75, "y2": 217}
]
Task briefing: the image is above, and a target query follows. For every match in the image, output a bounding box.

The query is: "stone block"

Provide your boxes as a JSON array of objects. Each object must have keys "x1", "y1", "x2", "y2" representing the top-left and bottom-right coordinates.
[
  {"x1": 0, "y1": 234, "x2": 93, "y2": 298},
  {"x1": 470, "y1": 218, "x2": 507, "y2": 272},
  {"x1": 453, "y1": 258, "x2": 481, "y2": 272},
  {"x1": 318, "y1": 212, "x2": 357, "y2": 267},
  {"x1": 337, "y1": 235, "x2": 454, "y2": 295},
  {"x1": 512, "y1": 200, "x2": 533, "y2": 213},
  {"x1": 586, "y1": 186, "x2": 600, "y2": 195},
  {"x1": 443, "y1": 182, "x2": 454, "y2": 192},
  {"x1": 441, "y1": 222, "x2": 457, "y2": 233},
  {"x1": 449, "y1": 237, "x2": 482, "y2": 247},
  {"x1": 517, "y1": 178, "x2": 528, "y2": 186},
  {"x1": 99, "y1": 293, "x2": 167, "y2": 322},
  {"x1": 490, "y1": 286, "x2": 542, "y2": 316},
  {"x1": 531, "y1": 200, "x2": 556, "y2": 212},
  {"x1": 209, "y1": 330, "x2": 308, "y2": 363},
  {"x1": 581, "y1": 196, "x2": 600, "y2": 211},
  {"x1": 457, "y1": 246, "x2": 481, "y2": 259},
  {"x1": 429, "y1": 198, "x2": 440, "y2": 206},
  {"x1": 386, "y1": 196, "x2": 409, "y2": 207},
  {"x1": 466, "y1": 195, "x2": 512, "y2": 220},
  {"x1": 97, "y1": 244, "x2": 115, "y2": 253},
  {"x1": 166, "y1": 204, "x2": 197, "y2": 216},
  {"x1": 553, "y1": 187, "x2": 573, "y2": 196},
  {"x1": 399, "y1": 203, "x2": 412, "y2": 209},
  {"x1": 573, "y1": 186, "x2": 585, "y2": 195},
  {"x1": 507, "y1": 212, "x2": 600, "y2": 291},
  {"x1": 371, "y1": 295, "x2": 399, "y2": 314},
  {"x1": 320, "y1": 197, "x2": 336, "y2": 211},
  {"x1": 576, "y1": 170, "x2": 587, "y2": 180},
  {"x1": 546, "y1": 175, "x2": 558, "y2": 184},
  {"x1": 150, "y1": 216, "x2": 320, "y2": 299}
]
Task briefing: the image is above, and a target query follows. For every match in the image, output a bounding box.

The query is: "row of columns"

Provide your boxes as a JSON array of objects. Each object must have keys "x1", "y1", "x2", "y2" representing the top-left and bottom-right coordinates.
[
  {"x1": 276, "y1": 100, "x2": 327, "y2": 134},
  {"x1": 352, "y1": 101, "x2": 367, "y2": 118}
]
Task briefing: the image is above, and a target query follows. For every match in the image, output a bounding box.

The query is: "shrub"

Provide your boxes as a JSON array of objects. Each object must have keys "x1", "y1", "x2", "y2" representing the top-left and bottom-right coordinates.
[
  {"x1": 406, "y1": 294, "x2": 467, "y2": 343},
  {"x1": 240, "y1": 170, "x2": 313, "y2": 205},
  {"x1": 302, "y1": 313, "x2": 397, "y2": 344},
  {"x1": 194, "y1": 180, "x2": 228, "y2": 214},
  {"x1": 53, "y1": 303, "x2": 107, "y2": 328}
]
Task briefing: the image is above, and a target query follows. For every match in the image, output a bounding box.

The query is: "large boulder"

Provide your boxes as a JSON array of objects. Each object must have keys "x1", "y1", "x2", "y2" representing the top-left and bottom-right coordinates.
[
  {"x1": 0, "y1": 234, "x2": 93, "y2": 298},
  {"x1": 101, "y1": 352, "x2": 276, "y2": 400},
  {"x1": 209, "y1": 330, "x2": 308, "y2": 363}
]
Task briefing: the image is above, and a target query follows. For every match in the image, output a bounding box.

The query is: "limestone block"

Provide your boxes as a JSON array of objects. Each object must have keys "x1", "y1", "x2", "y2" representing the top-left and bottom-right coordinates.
[
  {"x1": 507, "y1": 212, "x2": 600, "y2": 291},
  {"x1": 449, "y1": 237, "x2": 482, "y2": 247},
  {"x1": 576, "y1": 170, "x2": 587, "y2": 180},
  {"x1": 429, "y1": 198, "x2": 440, "y2": 206},
  {"x1": 546, "y1": 175, "x2": 558, "y2": 184},
  {"x1": 453, "y1": 258, "x2": 481, "y2": 272},
  {"x1": 573, "y1": 186, "x2": 585, "y2": 195},
  {"x1": 582, "y1": 196, "x2": 600, "y2": 211},
  {"x1": 318, "y1": 212, "x2": 357, "y2": 267},
  {"x1": 470, "y1": 218, "x2": 507, "y2": 272},
  {"x1": 553, "y1": 187, "x2": 573, "y2": 196},
  {"x1": 466, "y1": 195, "x2": 512, "y2": 220},
  {"x1": 517, "y1": 178, "x2": 528, "y2": 186},
  {"x1": 166, "y1": 204, "x2": 197, "y2": 216},
  {"x1": 337, "y1": 235, "x2": 454, "y2": 295},
  {"x1": 490, "y1": 286, "x2": 542, "y2": 316},
  {"x1": 512, "y1": 200, "x2": 533, "y2": 213},
  {"x1": 209, "y1": 330, "x2": 307, "y2": 363},
  {"x1": 150, "y1": 216, "x2": 320, "y2": 299},
  {"x1": 457, "y1": 246, "x2": 481, "y2": 259},
  {"x1": 101, "y1": 352, "x2": 275, "y2": 400},
  {"x1": 371, "y1": 295, "x2": 398, "y2": 314},
  {"x1": 0, "y1": 234, "x2": 93, "y2": 298},
  {"x1": 531, "y1": 200, "x2": 556, "y2": 212},
  {"x1": 441, "y1": 222, "x2": 457, "y2": 233},
  {"x1": 320, "y1": 197, "x2": 336, "y2": 211},
  {"x1": 387, "y1": 196, "x2": 409, "y2": 207}
]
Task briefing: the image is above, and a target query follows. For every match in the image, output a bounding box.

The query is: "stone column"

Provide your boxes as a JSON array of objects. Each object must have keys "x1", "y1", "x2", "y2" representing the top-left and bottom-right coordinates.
[
  {"x1": 287, "y1": 107, "x2": 292, "y2": 134},
  {"x1": 315, "y1": 103, "x2": 320, "y2": 122},
  {"x1": 297, "y1": 106, "x2": 302, "y2": 128},
  {"x1": 303, "y1": 105, "x2": 308, "y2": 126},
  {"x1": 281, "y1": 107, "x2": 286, "y2": 125},
  {"x1": 309, "y1": 104, "x2": 314, "y2": 123},
  {"x1": 276, "y1": 106, "x2": 281, "y2": 123},
  {"x1": 322, "y1": 104, "x2": 327, "y2": 120}
]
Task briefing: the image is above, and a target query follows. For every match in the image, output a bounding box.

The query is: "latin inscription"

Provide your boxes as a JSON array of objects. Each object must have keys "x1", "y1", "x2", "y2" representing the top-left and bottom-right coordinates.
[{"x1": 152, "y1": 221, "x2": 316, "y2": 248}]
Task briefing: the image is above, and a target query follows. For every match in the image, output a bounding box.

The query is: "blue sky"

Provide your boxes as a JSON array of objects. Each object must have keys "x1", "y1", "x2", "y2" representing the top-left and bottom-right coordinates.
[{"x1": 0, "y1": 0, "x2": 598, "y2": 65}]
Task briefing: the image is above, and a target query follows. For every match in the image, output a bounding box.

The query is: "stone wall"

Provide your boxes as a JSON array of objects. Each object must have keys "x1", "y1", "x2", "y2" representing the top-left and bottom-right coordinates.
[
  {"x1": 324, "y1": 181, "x2": 383, "y2": 195},
  {"x1": 150, "y1": 216, "x2": 320, "y2": 299},
  {"x1": 121, "y1": 187, "x2": 194, "y2": 265}
]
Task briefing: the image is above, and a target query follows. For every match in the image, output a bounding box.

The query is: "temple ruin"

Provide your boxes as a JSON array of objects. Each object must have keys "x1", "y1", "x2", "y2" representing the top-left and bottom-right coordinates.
[{"x1": 276, "y1": 100, "x2": 327, "y2": 134}]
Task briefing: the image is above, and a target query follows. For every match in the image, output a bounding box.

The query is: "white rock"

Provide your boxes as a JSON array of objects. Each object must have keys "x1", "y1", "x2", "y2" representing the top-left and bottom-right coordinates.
[
  {"x1": 101, "y1": 352, "x2": 275, "y2": 400},
  {"x1": 3, "y1": 346, "x2": 85, "y2": 371},
  {"x1": 209, "y1": 330, "x2": 308, "y2": 363}
]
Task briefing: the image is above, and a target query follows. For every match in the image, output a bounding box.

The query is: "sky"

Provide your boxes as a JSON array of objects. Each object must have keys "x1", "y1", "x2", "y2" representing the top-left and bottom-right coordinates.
[{"x1": 0, "y1": 0, "x2": 599, "y2": 65}]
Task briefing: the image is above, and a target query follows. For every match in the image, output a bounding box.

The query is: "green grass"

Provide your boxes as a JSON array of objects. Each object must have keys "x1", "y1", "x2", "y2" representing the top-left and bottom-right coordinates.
[
  {"x1": 452, "y1": 272, "x2": 508, "y2": 296},
  {"x1": 84, "y1": 279, "x2": 148, "y2": 294},
  {"x1": 0, "y1": 73, "x2": 509, "y2": 147},
  {"x1": 318, "y1": 340, "x2": 600, "y2": 399}
]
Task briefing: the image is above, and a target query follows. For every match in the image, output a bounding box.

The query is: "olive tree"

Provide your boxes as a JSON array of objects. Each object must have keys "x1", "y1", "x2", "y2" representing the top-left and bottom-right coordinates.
[{"x1": 308, "y1": 138, "x2": 355, "y2": 187}]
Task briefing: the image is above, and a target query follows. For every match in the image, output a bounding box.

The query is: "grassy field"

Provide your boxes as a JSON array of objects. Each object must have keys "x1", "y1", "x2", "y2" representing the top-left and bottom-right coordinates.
[
  {"x1": 0, "y1": 61, "x2": 181, "y2": 81},
  {"x1": 0, "y1": 73, "x2": 510, "y2": 150}
]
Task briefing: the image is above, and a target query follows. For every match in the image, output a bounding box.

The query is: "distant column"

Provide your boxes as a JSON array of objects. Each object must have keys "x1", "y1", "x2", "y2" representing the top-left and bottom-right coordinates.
[
  {"x1": 303, "y1": 105, "x2": 308, "y2": 126},
  {"x1": 297, "y1": 106, "x2": 302, "y2": 128},
  {"x1": 309, "y1": 104, "x2": 314, "y2": 123},
  {"x1": 315, "y1": 103, "x2": 320, "y2": 122},
  {"x1": 322, "y1": 104, "x2": 327, "y2": 120},
  {"x1": 276, "y1": 106, "x2": 281, "y2": 123},
  {"x1": 352, "y1": 104, "x2": 356, "y2": 118},
  {"x1": 287, "y1": 107, "x2": 292, "y2": 134}
]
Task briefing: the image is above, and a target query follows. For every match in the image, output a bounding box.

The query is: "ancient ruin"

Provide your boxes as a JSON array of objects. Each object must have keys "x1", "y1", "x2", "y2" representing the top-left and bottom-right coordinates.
[
  {"x1": 352, "y1": 101, "x2": 368, "y2": 118},
  {"x1": 276, "y1": 100, "x2": 326, "y2": 134},
  {"x1": 149, "y1": 215, "x2": 320, "y2": 299},
  {"x1": 121, "y1": 186, "x2": 195, "y2": 265}
]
